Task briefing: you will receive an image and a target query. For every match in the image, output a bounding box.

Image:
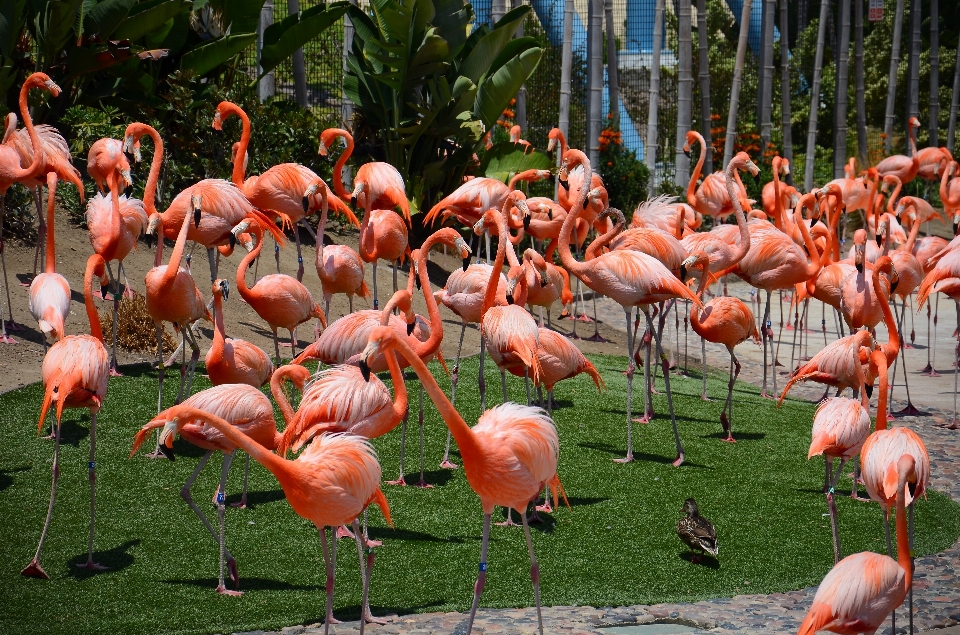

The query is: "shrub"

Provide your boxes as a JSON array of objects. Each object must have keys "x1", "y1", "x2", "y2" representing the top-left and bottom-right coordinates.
[{"x1": 598, "y1": 122, "x2": 650, "y2": 215}]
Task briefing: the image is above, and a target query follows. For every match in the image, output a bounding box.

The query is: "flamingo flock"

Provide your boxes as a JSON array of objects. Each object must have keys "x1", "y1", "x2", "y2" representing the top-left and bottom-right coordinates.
[{"x1": 4, "y1": 71, "x2": 958, "y2": 635}]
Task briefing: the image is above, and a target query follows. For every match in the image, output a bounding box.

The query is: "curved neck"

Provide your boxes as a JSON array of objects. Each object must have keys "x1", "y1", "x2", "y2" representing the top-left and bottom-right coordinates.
[
  {"x1": 139, "y1": 125, "x2": 164, "y2": 215},
  {"x1": 895, "y1": 473, "x2": 912, "y2": 588},
  {"x1": 903, "y1": 208, "x2": 921, "y2": 252},
  {"x1": 908, "y1": 120, "x2": 917, "y2": 158},
  {"x1": 828, "y1": 193, "x2": 843, "y2": 263},
  {"x1": 939, "y1": 160, "x2": 952, "y2": 206},
  {"x1": 686, "y1": 132, "x2": 706, "y2": 209},
  {"x1": 873, "y1": 348, "x2": 888, "y2": 430},
  {"x1": 481, "y1": 213, "x2": 509, "y2": 318},
  {"x1": 226, "y1": 105, "x2": 251, "y2": 186},
  {"x1": 584, "y1": 213, "x2": 623, "y2": 260},
  {"x1": 153, "y1": 216, "x2": 165, "y2": 267},
  {"x1": 84, "y1": 258, "x2": 104, "y2": 342},
  {"x1": 557, "y1": 152, "x2": 592, "y2": 279},
  {"x1": 162, "y1": 207, "x2": 193, "y2": 286},
  {"x1": 212, "y1": 291, "x2": 226, "y2": 354},
  {"x1": 793, "y1": 203, "x2": 821, "y2": 278},
  {"x1": 44, "y1": 177, "x2": 56, "y2": 273},
  {"x1": 14, "y1": 77, "x2": 47, "y2": 181},
  {"x1": 874, "y1": 263, "x2": 899, "y2": 365},
  {"x1": 384, "y1": 348, "x2": 409, "y2": 420},
  {"x1": 726, "y1": 167, "x2": 751, "y2": 263},
  {"x1": 327, "y1": 130, "x2": 354, "y2": 200},
  {"x1": 385, "y1": 334, "x2": 482, "y2": 461},
  {"x1": 411, "y1": 238, "x2": 446, "y2": 358},
  {"x1": 236, "y1": 224, "x2": 264, "y2": 300},
  {"x1": 772, "y1": 159, "x2": 785, "y2": 231},
  {"x1": 270, "y1": 370, "x2": 299, "y2": 429}
]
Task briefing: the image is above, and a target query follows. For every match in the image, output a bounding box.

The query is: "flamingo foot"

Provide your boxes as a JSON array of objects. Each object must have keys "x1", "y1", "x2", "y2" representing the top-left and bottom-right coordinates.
[
  {"x1": 495, "y1": 518, "x2": 519, "y2": 527},
  {"x1": 440, "y1": 459, "x2": 459, "y2": 470},
  {"x1": 613, "y1": 453, "x2": 635, "y2": 463},
  {"x1": 143, "y1": 449, "x2": 168, "y2": 459},
  {"x1": 364, "y1": 537, "x2": 383, "y2": 548},
  {"x1": 325, "y1": 616, "x2": 342, "y2": 626},
  {"x1": 720, "y1": 435, "x2": 737, "y2": 443},
  {"x1": 535, "y1": 502, "x2": 553, "y2": 514},
  {"x1": 227, "y1": 557, "x2": 240, "y2": 587},
  {"x1": 850, "y1": 494, "x2": 873, "y2": 502},
  {"x1": 584, "y1": 333, "x2": 609, "y2": 342},
  {"x1": 577, "y1": 314, "x2": 594, "y2": 323},
  {"x1": 20, "y1": 560, "x2": 49, "y2": 579},
  {"x1": 4, "y1": 319, "x2": 22, "y2": 331},
  {"x1": 109, "y1": 360, "x2": 123, "y2": 377},
  {"x1": 0, "y1": 334, "x2": 16, "y2": 344},
  {"x1": 700, "y1": 394, "x2": 712, "y2": 401},
  {"x1": 672, "y1": 453, "x2": 685, "y2": 467},
  {"x1": 336, "y1": 526, "x2": 355, "y2": 540},
  {"x1": 946, "y1": 420, "x2": 960, "y2": 430},
  {"x1": 364, "y1": 611, "x2": 390, "y2": 625},
  {"x1": 558, "y1": 310, "x2": 572, "y2": 320},
  {"x1": 920, "y1": 363, "x2": 933, "y2": 373},
  {"x1": 414, "y1": 479, "x2": 434, "y2": 489},
  {"x1": 760, "y1": 392, "x2": 776, "y2": 400},
  {"x1": 216, "y1": 585, "x2": 243, "y2": 596},
  {"x1": 229, "y1": 496, "x2": 247, "y2": 509},
  {"x1": 904, "y1": 343, "x2": 915, "y2": 349},
  {"x1": 893, "y1": 403, "x2": 929, "y2": 417},
  {"x1": 278, "y1": 341, "x2": 293, "y2": 348},
  {"x1": 632, "y1": 415, "x2": 651, "y2": 424},
  {"x1": 76, "y1": 560, "x2": 108, "y2": 572},
  {"x1": 385, "y1": 476, "x2": 407, "y2": 486}
]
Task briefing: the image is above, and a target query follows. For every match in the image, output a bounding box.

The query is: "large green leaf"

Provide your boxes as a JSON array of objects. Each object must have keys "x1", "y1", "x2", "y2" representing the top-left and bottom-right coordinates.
[
  {"x1": 458, "y1": 4, "x2": 529, "y2": 83},
  {"x1": 480, "y1": 35, "x2": 538, "y2": 83},
  {"x1": 113, "y1": 0, "x2": 187, "y2": 40},
  {"x1": 215, "y1": 0, "x2": 264, "y2": 34},
  {"x1": 82, "y1": 0, "x2": 134, "y2": 38},
  {"x1": 473, "y1": 45, "x2": 541, "y2": 129},
  {"x1": 429, "y1": 0, "x2": 469, "y2": 57},
  {"x1": 0, "y1": 0, "x2": 27, "y2": 58},
  {"x1": 479, "y1": 142, "x2": 553, "y2": 183},
  {"x1": 180, "y1": 32, "x2": 255, "y2": 76},
  {"x1": 256, "y1": 1, "x2": 348, "y2": 78},
  {"x1": 39, "y1": 0, "x2": 84, "y2": 62}
]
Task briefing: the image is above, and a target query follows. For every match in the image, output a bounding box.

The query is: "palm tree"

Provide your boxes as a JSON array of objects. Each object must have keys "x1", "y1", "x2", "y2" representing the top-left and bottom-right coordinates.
[
  {"x1": 929, "y1": 0, "x2": 940, "y2": 145},
  {"x1": 605, "y1": 0, "x2": 620, "y2": 127},
  {"x1": 949, "y1": 38, "x2": 960, "y2": 154},
  {"x1": 833, "y1": 0, "x2": 851, "y2": 179},
  {"x1": 587, "y1": 0, "x2": 603, "y2": 165},
  {"x1": 675, "y1": 0, "x2": 693, "y2": 185},
  {"x1": 697, "y1": 0, "x2": 713, "y2": 175},
  {"x1": 780, "y1": 0, "x2": 793, "y2": 182},
  {"x1": 759, "y1": 0, "x2": 775, "y2": 156},
  {"x1": 257, "y1": 0, "x2": 276, "y2": 102},
  {"x1": 883, "y1": 0, "x2": 906, "y2": 154},
  {"x1": 905, "y1": 0, "x2": 921, "y2": 127},
  {"x1": 644, "y1": 0, "x2": 665, "y2": 193},
  {"x1": 723, "y1": 0, "x2": 753, "y2": 168},
  {"x1": 854, "y1": 0, "x2": 867, "y2": 166},
  {"x1": 803, "y1": 0, "x2": 830, "y2": 191},
  {"x1": 288, "y1": 0, "x2": 308, "y2": 108}
]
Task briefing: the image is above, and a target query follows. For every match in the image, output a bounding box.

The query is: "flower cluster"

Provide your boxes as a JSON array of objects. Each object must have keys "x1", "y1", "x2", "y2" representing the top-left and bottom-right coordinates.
[
  {"x1": 496, "y1": 98, "x2": 518, "y2": 129},
  {"x1": 598, "y1": 126, "x2": 623, "y2": 153}
]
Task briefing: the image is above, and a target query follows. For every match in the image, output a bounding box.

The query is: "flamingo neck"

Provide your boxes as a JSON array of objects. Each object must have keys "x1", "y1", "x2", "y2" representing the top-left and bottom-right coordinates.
[
  {"x1": 873, "y1": 348, "x2": 888, "y2": 430},
  {"x1": 212, "y1": 292, "x2": 226, "y2": 354},
  {"x1": 270, "y1": 370, "x2": 299, "y2": 429},
  {"x1": 874, "y1": 263, "x2": 899, "y2": 366},
  {"x1": 141, "y1": 125, "x2": 164, "y2": 215},
  {"x1": 584, "y1": 215, "x2": 623, "y2": 260},
  {"x1": 384, "y1": 348, "x2": 409, "y2": 420},
  {"x1": 175, "y1": 407, "x2": 289, "y2": 478},
  {"x1": 895, "y1": 476, "x2": 912, "y2": 588},
  {"x1": 686, "y1": 132, "x2": 706, "y2": 210},
  {"x1": 411, "y1": 238, "x2": 446, "y2": 358},
  {"x1": 330, "y1": 130, "x2": 354, "y2": 200},
  {"x1": 236, "y1": 225, "x2": 264, "y2": 301},
  {"x1": 557, "y1": 153, "x2": 592, "y2": 280},
  {"x1": 772, "y1": 160, "x2": 785, "y2": 231},
  {"x1": 16, "y1": 77, "x2": 46, "y2": 182},
  {"x1": 227, "y1": 105, "x2": 251, "y2": 186},
  {"x1": 153, "y1": 217, "x2": 165, "y2": 267},
  {"x1": 481, "y1": 214, "x2": 509, "y2": 318},
  {"x1": 44, "y1": 178, "x2": 56, "y2": 273},
  {"x1": 162, "y1": 206, "x2": 192, "y2": 287},
  {"x1": 84, "y1": 258, "x2": 105, "y2": 342},
  {"x1": 903, "y1": 209, "x2": 920, "y2": 253},
  {"x1": 726, "y1": 171, "x2": 751, "y2": 265},
  {"x1": 793, "y1": 203, "x2": 821, "y2": 279}
]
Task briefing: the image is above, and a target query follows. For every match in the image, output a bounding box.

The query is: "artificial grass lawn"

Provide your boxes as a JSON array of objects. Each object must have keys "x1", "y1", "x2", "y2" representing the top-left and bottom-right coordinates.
[{"x1": 1, "y1": 353, "x2": 958, "y2": 635}]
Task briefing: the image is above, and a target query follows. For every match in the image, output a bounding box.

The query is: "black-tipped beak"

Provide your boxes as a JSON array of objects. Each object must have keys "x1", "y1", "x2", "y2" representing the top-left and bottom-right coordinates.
[
  {"x1": 506, "y1": 294, "x2": 515, "y2": 305},
  {"x1": 684, "y1": 149, "x2": 691, "y2": 158},
  {"x1": 954, "y1": 222, "x2": 959, "y2": 236},
  {"x1": 359, "y1": 359, "x2": 371, "y2": 382},
  {"x1": 865, "y1": 383, "x2": 874, "y2": 399},
  {"x1": 547, "y1": 209, "x2": 553, "y2": 220},
  {"x1": 350, "y1": 197, "x2": 357, "y2": 214},
  {"x1": 229, "y1": 233, "x2": 236, "y2": 250},
  {"x1": 159, "y1": 443, "x2": 175, "y2": 461},
  {"x1": 890, "y1": 278, "x2": 899, "y2": 294},
  {"x1": 547, "y1": 149, "x2": 555, "y2": 160},
  {"x1": 523, "y1": 214, "x2": 531, "y2": 230},
  {"x1": 679, "y1": 264, "x2": 688, "y2": 282},
  {"x1": 540, "y1": 277, "x2": 548, "y2": 288},
  {"x1": 415, "y1": 275, "x2": 422, "y2": 290},
  {"x1": 193, "y1": 208, "x2": 202, "y2": 228},
  {"x1": 559, "y1": 178, "x2": 569, "y2": 191},
  {"x1": 810, "y1": 217, "x2": 817, "y2": 228},
  {"x1": 302, "y1": 196, "x2": 310, "y2": 213},
  {"x1": 875, "y1": 234, "x2": 882, "y2": 247},
  {"x1": 856, "y1": 262, "x2": 864, "y2": 274},
  {"x1": 753, "y1": 173, "x2": 761, "y2": 186},
  {"x1": 124, "y1": 185, "x2": 133, "y2": 197},
  {"x1": 549, "y1": 174, "x2": 556, "y2": 187},
  {"x1": 406, "y1": 322, "x2": 415, "y2": 336},
  {"x1": 146, "y1": 233, "x2": 154, "y2": 249},
  {"x1": 462, "y1": 257, "x2": 470, "y2": 272}
]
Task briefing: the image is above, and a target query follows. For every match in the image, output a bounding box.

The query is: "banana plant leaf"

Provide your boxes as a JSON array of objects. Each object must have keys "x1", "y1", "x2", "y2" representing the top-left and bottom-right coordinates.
[
  {"x1": 255, "y1": 1, "x2": 348, "y2": 80},
  {"x1": 458, "y1": 5, "x2": 530, "y2": 83},
  {"x1": 81, "y1": 0, "x2": 135, "y2": 39},
  {"x1": 36, "y1": 0, "x2": 84, "y2": 64},
  {"x1": 473, "y1": 45, "x2": 541, "y2": 130},
  {"x1": 180, "y1": 31, "x2": 255, "y2": 77},
  {"x1": 0, "y1": 0, "x2": 28, "y2": 58},
  {"x1": 112, "y1": 0, "x2": 187, "y2": 41},
  {"x1": 479, "y1": 141, "x2": 553, "y2": 184}
]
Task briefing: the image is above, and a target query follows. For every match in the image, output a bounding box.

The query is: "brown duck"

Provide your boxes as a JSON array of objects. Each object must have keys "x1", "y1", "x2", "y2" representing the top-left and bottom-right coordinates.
[{"x1": 677, "y1": 498, "x2": 718, "y2": 563}]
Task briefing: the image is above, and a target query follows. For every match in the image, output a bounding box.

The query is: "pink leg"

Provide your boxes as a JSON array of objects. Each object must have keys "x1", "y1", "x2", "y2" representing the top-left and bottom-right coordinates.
[
  {"x1": 521, "y1": 512, "x2": 545, "y2": 635},
  {"x1": 319, "y1": 527, "x2": 341, "y2": 633},
  {"x1": 22, "y1": 421, "x2": 61, "y2": 579},
  {"x1": 465, "y1": 514, "x2": 492, "y2": 635},
  {"x1": 77, "y1": 412, "x2": 108, "y2": 572},
  {"x1": 351, "y1": 518, "x2": 388, "y2": 628}
]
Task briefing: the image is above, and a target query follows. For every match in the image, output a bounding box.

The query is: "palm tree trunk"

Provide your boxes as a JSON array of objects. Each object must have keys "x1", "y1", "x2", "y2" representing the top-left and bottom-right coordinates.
[
  {"x1": 759, "y1": 0, "x2": 776, "y2": 157},
  {"x1": 723, "y1": 0, "x2": 753, "y2": 168},
  {"x1": 645, "y1": 0, "x2": 665, "y2": 193},
  {"x1": 287, "y1": 0, "x2": 308, "y2": 108},
  {"x1": 905, "y1": 0, "x2": 921, "y2": 129},
  {"x1": 883, "y1": 0, "x2": 906, "y2": 154},
  {"x1": 515, "y1": 2, "x2": 527, "y2": 132},
  {"x1": 559, "y1": 0, "x2": 573, "y2": 144},
  {"x1": 697, "y1": 0, "x2": 713, "y2": 175},
  {"x1": 803, "y1": 0, "x2": 830, "y2": 191},
  {"x1": 491, "y1": 0, "x2": 506, "y2": 24},
  {"x1": 949, "y1": 39, "x2": 960, "y2": 154},
  {"x1": 780, "y1": 0, "x2": 793, "y2": 182},
  {"x1": 342, "y1": 0, "x2": 357, "y2": 187},
  {"x1": 929, "y1": 0, "x2": 939, "y2": 146},
  {"x1": 675, "y1": 0, "x2": 693, "y2": 185},
  {"x1": 854, "y1": 0, "x2": 867, "y2": 166},
  {"x1": 833, "y1": 0, "x2": 851, "y2": 179},
  {"x1": 587, "y1": 0, "x2": 604, "y2": 166},
  {"x1": 605, "y1": 0, "x2": 620, "y2": 127},
  {"x1": 257, "y1": 0, "x2": 276, "y2": 103}
]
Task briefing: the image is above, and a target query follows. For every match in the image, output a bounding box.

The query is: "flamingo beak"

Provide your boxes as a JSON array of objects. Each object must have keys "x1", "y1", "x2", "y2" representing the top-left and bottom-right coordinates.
[
  {"x1": 406, "y1": 321, "x2": 415, "y2": 336},
  {"x1": 547, "y1": 209, "x2": 553, "y2": 220},
  {"x1": 462, "y1": 255, "x2": 471, "y2": 271},
  {"x1": 222, "y1": 282, "x2": 229, "y2": 302},
  {"x1": 158, "y1": 419, "x2": 178, "y2": 461},
  {"x1": 753, "y1": 172, "x2": 761, "y2": 186},
  {"x1": 229, "y1": 232, "x2": 237, "y2": 250},
  {"x1": 865, "y1": 383, "x2": 874, "y2": 399},
  {"x1": 539, "y1": 270, "x2": 549, "y2": 288},
  {"x1": 302, "y1": 196, "x2": 310, "y2": 212},
  {"x1": 559, "y1": 178, "x2": 569, "y2": 191},
  {"x1": 679, "y1": 263, "x2": 688, "y2": 281},
  {"x1": 683, "y1": 147, "x2": 691, "y2": 158},
  {"x1": 506, "y1": 294, "x2": 515, "y2": 305},
  {"x1": 523, "y1": 213, "x2": 531, "y2": 231},
  {"x1": 145, "y1": 233, "x2": 154, "y2": 249},
  {"x1": 875, "y1": 234, "x2": 882, "y2": 247},
  {"x1": 856, "y1": 261, "x2": 864, "y2": 274},
  {"x1": 359, "y1": 358, "x2": 371, "y2": 382},
  {"x1": 809, "y1": 217, "x2": 817, "y2": 228}
]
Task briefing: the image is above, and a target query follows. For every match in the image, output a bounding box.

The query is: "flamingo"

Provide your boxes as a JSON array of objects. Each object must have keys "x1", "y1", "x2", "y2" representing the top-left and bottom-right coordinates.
[
  {"x1": 875, "y1": 116, "x2": 921, "y2": 185},
  {"x1": 556, "y1": 149, "x2": 702, "y2": 465},
  {"x1": 149, "y1": 406, "x2": 392, "y2": 633},
  {"x1": 215, "y1": 103, "x2": 358, "y2": 280},
  {"x1": 304, "y1": 179, "x2": 369, "y2": 318},
  {"x1": 231, "y1": 218, "x2": 326, "y2": 364},
  {"x1": 761, "y1": 156, "x2": 799, "y2": 222},
  {"x1": 21, "y1": 254, "x2": 110, "y2": 579},
  {"x1": 838, "y1": 229, "x2": 894, "y2": 331},
  {"x1": 28, "y1": 172, "x2": 70, "y2": 343},
  {"x1": 130, "y1": 384, "x2": 282, "y2": 594},
  {"x1": 0, "y1": 73, "x2": 65, "y2": 344},
  {"x1": 355, "y1": 201, "x2": 409, "y2": 311},
  {"x1": 508, "y1": 124, "x2": 532, "y2": 152},
  {"x1": 519, "y1": 248, "x2": 573, "y2": 327},
  {"x1": 360, "y1": 325, "x2": 564, "y2": 635},
  {"x1": 779, "y1": 329, "x2": 877, "y2": 403},
  {"x1": 682, "y1": 130, "x2": 751, "y2": 221},
  {"x1": 85, "y1": 137, "x2": 131, "y2": 193}
]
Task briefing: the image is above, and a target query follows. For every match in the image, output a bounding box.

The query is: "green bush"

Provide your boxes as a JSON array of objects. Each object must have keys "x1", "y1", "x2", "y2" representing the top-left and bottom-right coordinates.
[{"x1": 598, "y1": 125, "x2": 650, "y2": 215}]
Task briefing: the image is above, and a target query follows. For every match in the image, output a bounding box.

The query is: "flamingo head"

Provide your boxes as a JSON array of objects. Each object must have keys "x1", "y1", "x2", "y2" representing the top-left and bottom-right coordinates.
[
  {"x1": 505, "y1": 272, "x2": 519, "y2": 305},
  {"x1": 191, "y1": 195, "x2": 202, "y2": 228},
  {"x1": 683, "y1": 131, "x2": 698, "y2": 156},
  {"x1": 679, "y1": 251, "x2": 709, "y2": 283},
  {"x1": 953, "y1": 212, "x2": 959, "y2": 236},
  {"x1": 232, "y1": 219, "x2": 252, "y2": 242},
  {"x1": 452, "y1": 235, "x2": 472, "y2": 271},
  {"x1": 154, "y1": 417, "x2": 179, "y2": 461},
  {"x1": 473, "y1": 209, "x2": 495, "y2": 236},
  {"x1": 547, "y1": 132, "x2": 557, "y2": 155},
  {"x1": 509, "y1": 125, "x2": 521, "y2": 142},
  {"x1": 302, "y1": 180, "x2": 327, "y2": 213},
  {"x1": 360, "y1": 326, "x2": 395, "y2": 382},
  {"x1": 351, "y1": 181, "x2": 366, "y2": 212},
  {"x1": 877, "y1": 217, "x2": 888, "y2": 247},
  {"x1": 213, "y1": 279, "x2": 229, "y2": 301},
  {"x1": 853, "y1": 229, "x2": 867, "y2": 273},
  {"x1": 909, "y1": 116, "x2": 920, "y2": 130}
]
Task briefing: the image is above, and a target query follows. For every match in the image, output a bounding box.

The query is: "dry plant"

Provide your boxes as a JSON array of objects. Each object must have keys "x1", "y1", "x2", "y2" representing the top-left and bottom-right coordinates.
[{"x1": 98, "y1": 292, "x2": 178, "y2": 354}]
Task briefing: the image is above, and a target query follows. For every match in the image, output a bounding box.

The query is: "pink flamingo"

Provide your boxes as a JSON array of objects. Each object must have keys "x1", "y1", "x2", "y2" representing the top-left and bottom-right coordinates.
[
  {"x1": 147, "y1": 405, "x2": 392, "y2": 632},
  {"x1": 21, "y1": 254, "x2": 110, "y2": 579},
  {"x1": 519, "y1": 248, "x2": 573, "y2": 327},
  {"x1": 28, "y1": 172, "x2": 70, "y2": 343},
  {"x1": 838, "y1": 230, "x2": 893, "y2": 331},
  {"x1": 557, "y1": 149, "x2": 702, "y2": 465},
  {"x1": 231, "y1": 218, "x2": 326, "y2": 363},
  {"x1": 130, "y1": 383, "x2": 282, "y2": 594},
  {"x1": 682, "y1": 131, "x2": 751, "y2": 221},
  {"x1": 509, "y1": 124, "x2": 532, "y2": 152},
  {"x1": 779, "y1": 329, "x2": 877, "y2": 403},
  {"x1": 761, "y1": 157, "x2": 799, "y2": 221},
  {"x1": 360, "y1": 325, "x2": 564, "y2": 635},
  {"x1": 875, "y1": 116, "x2": 921, "y2": 185}
]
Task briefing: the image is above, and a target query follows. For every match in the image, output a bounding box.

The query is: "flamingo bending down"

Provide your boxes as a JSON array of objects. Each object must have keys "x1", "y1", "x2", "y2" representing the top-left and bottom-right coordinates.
[
  {"x1": 29, "y1": 172, "x2": 70, "y2": 343},
  {"x1": 0, "y1": 73, "x2": 66, "y2": 343},
  {"x1": 361, "y1": 326, "x2": 564, "y2": 635},
  {"x1": 557, "y1": 149, "x2": 702, "y2": 465},
  {"x1": 150, "y1": 406, "x2": 393, "y2": 632},
  {"x1": 21, "y1": 254, "x2": 110, "y2": 579},
  {"x1": 519, "y1": 248, "x2": 573, "y2": 327},
  {"x1": 130, "y1": 384, "x2": 282, "y2": 593},
  {"x1": 231, "y1": 218, "x2": 326, "y2": 364}
]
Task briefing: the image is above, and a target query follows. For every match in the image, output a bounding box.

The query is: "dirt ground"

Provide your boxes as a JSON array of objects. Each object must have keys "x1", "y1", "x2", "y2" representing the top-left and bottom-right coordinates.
[{"x1": 0, "y1": 205, "x2": 632, "y2": 393}]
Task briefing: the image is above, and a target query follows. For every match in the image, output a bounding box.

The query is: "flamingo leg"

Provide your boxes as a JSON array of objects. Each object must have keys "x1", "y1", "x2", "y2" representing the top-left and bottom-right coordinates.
[
  {"x1": 682, "y1": 300, "x2": 689, "y2": 375},
  {"x1": 179, "y1": 450, "x2": 239, "y2": 588},
  {"x1": 274, "y1": 241, "x2": 281, "y2": 274},
  {"x1": 521, "y1": 512, "x2": 545, "y2": 635},
  {"x1": 207, "y1": 247, "x2": 218, "y2": 285},
  {"x1": 525, "y1": 367, "x2": 531, "y2": 406},
  {"x1": 387, "y1": 407, "x2": 409, "y2": 486},
  {"x1": 181, "y1": 324, "x2": 201, "y2": 401},
  {"x1": 105, "y1": 261, "x2": 122, "y2": 376},
  {"x1": 646, "y1": 307, "x2": 685, "y2": 466},
  {"x1": 119, "y1": 261, "x2": 134, "y2": 299},
  {"x1": 719, "y1": 351, "x2": 739, "y2": 442},
  {"x1": 372, "y1": 261, "x2": 378, "y2": 310},
  {"x1": 288, "y1": 328, "x2": 297, "y2": 359},
  {"x1": 31, "y1": 185, "x2": 43, "y2": 279},
  {"x1": 229, "y1": 454, "x2": 250, "y2": 508},
  {"x1": 77, "y1": 412, "x2": 108, "y2": 571},
  {"x1": 923, "y1": 299, "x2": 933, "y2": 373},
  {"x1": 21, "y1": 421, "x2": 60, "y2": 579},
  {"x1": 156, "y1": 323, "x2": 165, "y2": 413},
  {"x1": 465, "y1": 513, "x2": 492, "y2": 635},
  {"x1": 893, "y1": 296, "x2": 927, "y2": 416},
  {"x1": 352, "y1": 518, "x2": 386, "y2": 628},
  {"x1": 909, "y1": 503, "x2": 915, "y2": 635},
  {"x1": 0, "y1": 196, "x2": 20, "y2": 341},
  {"x1": 615, "y1": 307, "x2": 636, "y2": 463},
  {"x1": 930, "y1": 294, "x2": 940, "y2": 376},
  {"x1": 479, "y1": 335, "x2": 487, "y2": 412},
  {"x1": 415, "y1": 385, "x2": 432, "y2": 488},
  {"x1": 319, "y1": 527, "x2": 341, "y2": 633},
  {"x1": 393, "y1": 258, "x2": 398, "y2": 295},
  {"x1": 952, "y1": 336, "x2": 959, "y2": 429},
  {"x1": 294, "y1": 229, "x2": 304, "y2": 281},
  {"x1": 824, "y1": 456, "x2": 849, "y2": 565},
  {"x1": 441, "y1": 321, "x2": 466, "y2": 469},
  {"x1": 761, "y1": 290, "x2": 774, "y2": 398},
  {"x1": 174, "y1": 329, "x2": 189, "y2": 404},
  {"x1": 215, "y1": 452, "x2": 241, "y2": 595},
  {"x1": 700, "y1": 337, "x2": 710, "y2": 400},
  {"x1": 272, "y1": 327, "x2": 282, "y2": 367}
]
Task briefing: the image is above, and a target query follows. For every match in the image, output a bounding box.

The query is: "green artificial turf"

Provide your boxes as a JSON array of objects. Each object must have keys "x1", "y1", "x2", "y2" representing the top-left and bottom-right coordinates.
[{"x1": 1, "y1": 354, "x2": 958, "y2": 635}]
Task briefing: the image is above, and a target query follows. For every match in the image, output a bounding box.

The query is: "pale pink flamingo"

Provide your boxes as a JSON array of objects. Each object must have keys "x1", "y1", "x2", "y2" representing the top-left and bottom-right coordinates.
[
  {"x1": 147, "y1": 405, "x2": 392, "y2": 632},
  {"x1": 360, "y1": 325, "x2": 565, "y2": 635},
  {"x1": 779, "y1": 329, "x2": 877, "y2": 403},
  {"x1": 557, "y1": 149, "x2": 702, "y2": 465},
  {"x1": 519, "y1": 248, "x2": 573, "y2": 327},
  {"x1": 683, "y1": 131, "x2": 751, "y2": 221},
  {"x1": 21, "y1": 254, "x2": 110, "y2": 579},
  {"x1": 130, "y1": 383, "x2": 282, "y2": 593},
  {"x1": 875, "y1": 116, "x2": 921, "y2": 185},
  {"x1": 838, "y1": 229, "x2": 893, "y2": 330},
  {"x1": 28, "y1": 172, "x2": 70, "y2": 343}
]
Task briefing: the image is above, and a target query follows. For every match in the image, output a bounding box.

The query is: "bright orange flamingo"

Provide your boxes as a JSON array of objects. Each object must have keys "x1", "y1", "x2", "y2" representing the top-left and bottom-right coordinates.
[
  {"x1": 557, "y1": 149, "x2": 702, "y2": 465},
  {"x1": 508, "y1": 124, "x2": 532, "y2": 152},
  {"x1": 761, "y1": 157, "x2": 799, "y2": 221},
  {"x1": 21, "y1": 254, "x2": 110, "y2": 579},
  {"x1": 0, "y1": 73, "x2": 66, "y2": 343},
  {"x1": 796, "y1": 454, "x2": 918, "y2": 635},
  {"x1": 305, "y1": 179, "x2": 369, "y2": 317},
  {"x1": 130, "y1": 384, "x2": 282, "y2": 594},
  {"x1": 231, "y1": 218, "x2": 326, "y2": 364},
  {"x1": 215, "y1": 103, "x2": 358, "y2": 280},
  {"x1": 360, "y1": 325, "x2": 563, "y2": 635},
  {"x1": 917, "y1": 146, "x2": 952, "y2": 182},
  {"x1": 147, "y1": 406, "x2": 393, "y2": 632},
  {"x1": 28, "y1": 172, "x2": 70, "y2": 343},
  {"x1": 876, "y1": 117, "x2": 921, "y2": 185}
]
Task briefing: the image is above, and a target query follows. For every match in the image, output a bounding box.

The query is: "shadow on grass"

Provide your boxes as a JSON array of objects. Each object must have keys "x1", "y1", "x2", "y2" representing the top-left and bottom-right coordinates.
[
  {"x1": 565, "y1": 496, "x2": 610, "y2": 508},
  {"x1": 368, "y1": 526, "x2": 455, "y2": 543},
  {"x1": 576, "y1": 442, "x2": 711, "y2": 468},
  {"x1": 67, "y1": 539, "x2": 140, "y2": 579},
  {"x1": 677, "y1": 551, "x2": 721, "y2": 569},
  {"x1": 700, "y1": 431, "x2": 767, "y2": 442},
  {"x1": 56, "y1": 417, "x2": 91, "y2": 448},
  {"x1": 225, "y1": 488, "x2": 286, "y2": 508},
  {"x1": 163, "y1": 577, "x2": 324, "y2": 592},
  {"x1": 391, "y1": 469, "x2": 455, "y2": 488},
  {"x1": 0, "y1": 465, "x2": 30, "y2": 492}
]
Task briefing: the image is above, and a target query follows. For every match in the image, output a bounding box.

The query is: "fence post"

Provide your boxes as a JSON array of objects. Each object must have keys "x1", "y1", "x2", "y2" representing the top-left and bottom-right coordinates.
[
  {"x1": 587, "y1": 0, "x2": 603, "y2": 167},
  {"x1": 803, "y1": 0, "x2": 829, "y2": 192},
  {"x1": 883, "y1": 0, "x2": 905, "y2": 155},
  {"x1": 780, "y1": 0, "x2": 793, "y2": 184},
  {"x1": 342, "y1": 0, "x2": 356, "y2": 188},
  {"x1": 854, "y1": 0, "x2": 867, "y2": 168},
  {"x1": 644, "y1": 0, "x2": 664, "y2": 195},
  {"x1": 696, "y1": 0, "x2": 712, "y2": 176},
  {"x1": 604, "y1": 0, "x2": 620, "y2": 127},
  {"x1": 833, "y1": 0, "x2": 850, "y2": 179},
  {"x1": 287, "y1": 0, "x2": 309, "y2": 108},
  {"x1": 674, "y1": 0, "x2": 692, "y2": 186},
  {"x1": 257, "y1": 0, "x2": 275, "y2": 103},
  {"x1": 758, "y1": 0, "x2": 774, "y2": 159},
  {"x1": 558, "y1": 0, "x2": 573, "y2": 200},
  {"x1": 722, "y1": 0, "x2": 752, "y2": 170},
  {"x1": 905, "y1": 0, "x2": 920, "y2": 138},
  {"x1": 929, "y1": 0, "x2": 939, "y2": 145},
  {"x1": 949, "y1": 40, "x2": 960, "y2": 154}
]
